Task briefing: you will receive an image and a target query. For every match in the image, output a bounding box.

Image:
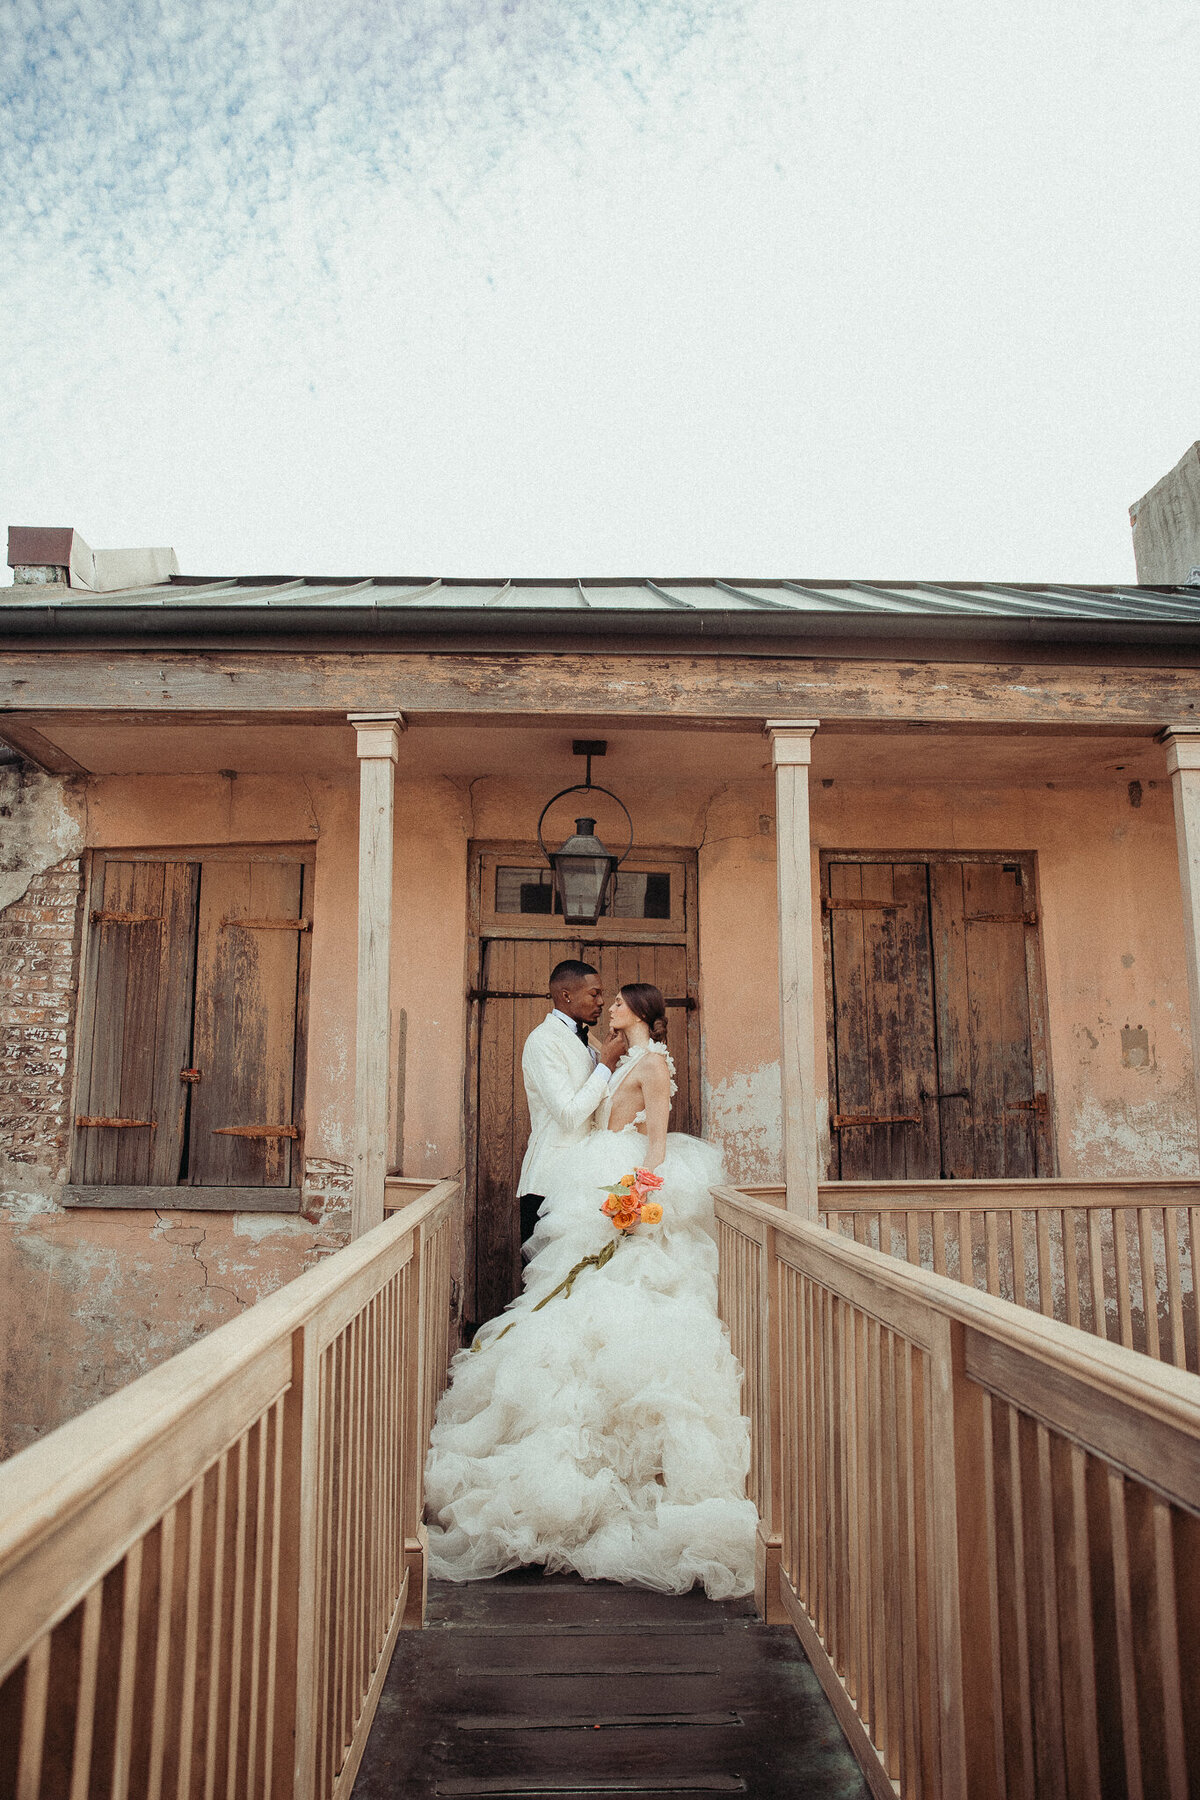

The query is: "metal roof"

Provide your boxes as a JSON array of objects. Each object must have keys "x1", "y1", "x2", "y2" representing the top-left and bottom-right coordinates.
[
  {"x1": 5, "y1": 576, "x2": 1200, "y2": 649},
  {"x1": 2, "y1": 574, "x2": 1198, "y2": 620}
]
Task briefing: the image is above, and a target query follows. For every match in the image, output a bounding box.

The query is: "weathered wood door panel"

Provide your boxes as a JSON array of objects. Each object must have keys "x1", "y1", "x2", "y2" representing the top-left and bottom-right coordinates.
[
  {"x1": 75, "y1": 859, "x2": 199, "y2": 1185},
  {"x1": 929, "y1": 860, "x2": 1047, "y2": 1179},
  {"x1": 474, "y1": 936, "x2": 579, "y2": 1324},
  {"x1": 188, "y1": 860, "x2": 306, "y2": 1187},
  {"x1": 824, "y1": 854, "x2": 1052, "y2": 1181},
  {"x1": 581, "y1": 941, "x2": 697, "y2": 1138},
  {"x1": 826, "y1": 862, "x2": 940, "y2": 1180},
  {"x1": 468, "y1": 846, "x2": 699, "y2": 1327}
]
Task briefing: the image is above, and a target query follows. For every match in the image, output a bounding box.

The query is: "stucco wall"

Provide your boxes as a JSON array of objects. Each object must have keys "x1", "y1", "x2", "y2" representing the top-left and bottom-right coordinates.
[{"x1": 2, "y1": 748, "x2": 1198, "y2": 1456}]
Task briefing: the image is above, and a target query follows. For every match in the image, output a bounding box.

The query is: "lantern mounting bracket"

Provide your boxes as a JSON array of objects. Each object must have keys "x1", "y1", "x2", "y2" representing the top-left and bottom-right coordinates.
[{"x1": 572, "y1": 739, "x2": 607, "y2": 786}]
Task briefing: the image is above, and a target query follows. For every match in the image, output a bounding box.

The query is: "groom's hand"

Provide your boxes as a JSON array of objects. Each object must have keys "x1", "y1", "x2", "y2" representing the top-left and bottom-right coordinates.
[{"x1": 599, "y1": 1030, "x2": 628, "y2": 1071}]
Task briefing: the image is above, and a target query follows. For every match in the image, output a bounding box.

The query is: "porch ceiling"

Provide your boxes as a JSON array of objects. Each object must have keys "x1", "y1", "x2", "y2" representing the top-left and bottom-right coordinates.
[{"x1": 10, "y1": 712, "x2": 1171, "y2": 785}]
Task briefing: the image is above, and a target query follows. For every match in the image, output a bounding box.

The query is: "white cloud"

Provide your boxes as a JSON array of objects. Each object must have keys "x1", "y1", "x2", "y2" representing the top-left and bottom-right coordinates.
[{"x1": 1, "y1": 0, "x2": 1198, "y2": 579}]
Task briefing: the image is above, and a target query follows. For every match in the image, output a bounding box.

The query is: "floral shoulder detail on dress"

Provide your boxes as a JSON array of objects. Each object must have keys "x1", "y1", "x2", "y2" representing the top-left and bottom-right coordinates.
[
  {"x1": 646, "y1": 1039, "x2": 678, "y2": 1099},
  {"x1": 623, "y1": 1040, "x2": 677, "y2": 1124}
]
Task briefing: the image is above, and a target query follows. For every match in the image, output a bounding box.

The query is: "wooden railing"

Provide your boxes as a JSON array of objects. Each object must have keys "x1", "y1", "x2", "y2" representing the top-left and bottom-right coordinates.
[
  {"x1": 0, "y1": 1177, "x2": 457, "y2": 1800},
  {"x1": 716, "y1": 1184, "x2": 1200, "y2": 1799},
  {"x1": 757, "y1": 1179, "x2": 1200, "y2": 1375}
]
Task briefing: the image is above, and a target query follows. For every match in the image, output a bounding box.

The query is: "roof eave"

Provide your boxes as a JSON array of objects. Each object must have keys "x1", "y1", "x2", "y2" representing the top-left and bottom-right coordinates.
[{"x1": 6, "y1": 602, "x2": 1200, "y2": 653}]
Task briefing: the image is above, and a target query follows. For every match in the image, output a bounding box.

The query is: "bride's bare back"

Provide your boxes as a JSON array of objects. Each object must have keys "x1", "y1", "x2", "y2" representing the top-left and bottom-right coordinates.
[{"x1": 604, "y1": 1040, "x2": 673, "y2": 1168}]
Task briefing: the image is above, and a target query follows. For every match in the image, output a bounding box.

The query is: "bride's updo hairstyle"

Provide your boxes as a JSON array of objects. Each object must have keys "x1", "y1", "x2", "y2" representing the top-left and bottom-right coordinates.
[{"x1": 619, "y1": 982, "x2": 669, "y2": 1044}]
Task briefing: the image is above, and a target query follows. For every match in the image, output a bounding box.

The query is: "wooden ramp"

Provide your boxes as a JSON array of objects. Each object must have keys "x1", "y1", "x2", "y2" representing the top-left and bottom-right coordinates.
[{"x1": 352, "y1": 1570, "x2": 872, "y2": 1799}]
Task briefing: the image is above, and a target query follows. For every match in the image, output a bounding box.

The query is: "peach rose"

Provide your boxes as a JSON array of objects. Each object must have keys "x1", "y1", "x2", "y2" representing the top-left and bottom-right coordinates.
[{"x1": 640, "y1": 1202, "x2": 664, "y2": 1224}]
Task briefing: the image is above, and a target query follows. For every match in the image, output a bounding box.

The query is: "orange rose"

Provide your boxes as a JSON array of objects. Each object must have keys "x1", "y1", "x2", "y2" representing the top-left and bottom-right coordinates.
[{"x1": 640, "y1": 1202, "x2": 663, "y2": 1224}]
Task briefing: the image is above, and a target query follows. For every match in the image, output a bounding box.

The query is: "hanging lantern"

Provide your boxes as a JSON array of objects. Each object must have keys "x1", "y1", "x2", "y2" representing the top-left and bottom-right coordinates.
[{"x1": 537, "y1": 743, "x2": 633, "y2": 928}]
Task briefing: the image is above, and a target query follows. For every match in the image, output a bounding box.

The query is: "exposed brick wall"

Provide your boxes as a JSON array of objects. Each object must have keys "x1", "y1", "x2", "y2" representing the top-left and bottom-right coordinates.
[{"x1": 0, "y1": 858, "x2": 83, "y2": 1176}]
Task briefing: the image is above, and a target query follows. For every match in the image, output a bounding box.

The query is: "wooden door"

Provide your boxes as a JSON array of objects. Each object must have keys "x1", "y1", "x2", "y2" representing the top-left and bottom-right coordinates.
[
  {"x1": 468, "y1": 846, "x2": 698, "y2": 1327},
  {"x1": 188, "y1": 860, "x2": 308, "y2": 1187},
  {"x1": 823, "y1": 854, "x2": 1052, "y2": 1181}
]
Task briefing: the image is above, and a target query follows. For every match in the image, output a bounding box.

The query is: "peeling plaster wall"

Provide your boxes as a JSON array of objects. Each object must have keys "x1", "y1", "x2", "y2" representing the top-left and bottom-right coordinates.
[
  {"x1": 0, "y1": 765, "x2": 86, "y2": 914},
  {"x1": 0, "y1": 772, "x2": 356, "y2": 1458}
]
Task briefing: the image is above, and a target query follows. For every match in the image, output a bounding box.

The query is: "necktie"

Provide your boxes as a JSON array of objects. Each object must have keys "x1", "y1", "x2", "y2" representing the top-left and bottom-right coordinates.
[{"x1": 575, "y1": 1020, "x2": 589, "y2": 1045}]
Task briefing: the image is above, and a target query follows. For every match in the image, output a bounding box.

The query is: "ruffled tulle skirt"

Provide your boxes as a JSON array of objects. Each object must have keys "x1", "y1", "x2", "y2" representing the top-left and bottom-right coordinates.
[{"x1": 424, "y1": 1128, "x2": 757, "y2": 1598}]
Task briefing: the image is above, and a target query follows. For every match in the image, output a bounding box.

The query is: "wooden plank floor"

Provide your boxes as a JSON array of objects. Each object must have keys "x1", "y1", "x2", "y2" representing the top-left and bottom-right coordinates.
[{"x1": 352, "y1": 1569, "x2": 873, "y2": 1798}]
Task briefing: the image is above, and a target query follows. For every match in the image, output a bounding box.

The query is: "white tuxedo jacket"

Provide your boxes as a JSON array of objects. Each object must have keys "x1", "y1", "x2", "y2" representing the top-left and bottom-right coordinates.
[{"x1": 517, "y1": 1013, "x2": 610, "y2": 1197}]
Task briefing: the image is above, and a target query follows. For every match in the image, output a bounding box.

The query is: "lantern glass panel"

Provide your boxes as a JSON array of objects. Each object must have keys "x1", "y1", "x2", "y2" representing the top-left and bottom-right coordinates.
[{"x1": 552, "y1": 853, "x2": 614, "y2": 926}]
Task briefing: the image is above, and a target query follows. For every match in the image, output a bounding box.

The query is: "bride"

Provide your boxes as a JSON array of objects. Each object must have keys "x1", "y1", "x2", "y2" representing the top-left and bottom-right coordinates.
[{"x1": 425, "y1": 982, "x2": 756, "y2": 1598}]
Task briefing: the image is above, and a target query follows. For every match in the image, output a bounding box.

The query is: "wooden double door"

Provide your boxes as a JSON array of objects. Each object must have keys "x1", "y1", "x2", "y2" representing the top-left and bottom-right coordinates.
[
  {"x1": 823, "y1": 853, "x2": 1053, "y2": 1181},
  {"x1": 467, "y1": 846, "x2": 699, "y2": 1327}
]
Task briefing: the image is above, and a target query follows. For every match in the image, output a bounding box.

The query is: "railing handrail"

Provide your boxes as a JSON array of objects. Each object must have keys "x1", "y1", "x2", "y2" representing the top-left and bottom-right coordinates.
[
  {"x1": 0, "y1": 1176, "x2": 457, "y2": 1684},
  {"x1": 751, "y1": 1176, "x2": 1200, "y2": 1211},
  {"x1": 714, "y1": 1185, "x2": 1200, "y2": 1497}
]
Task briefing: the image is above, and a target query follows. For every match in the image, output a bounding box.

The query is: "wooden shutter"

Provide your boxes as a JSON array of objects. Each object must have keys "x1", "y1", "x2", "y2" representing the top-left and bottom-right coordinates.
[
  {"x1": 187, "y1": 860, "x2": 307, "y2": 1188},
  {"x1": 73, "y1": 860, "x2": 199, "y2": 1185},
  {"x1": 929, "y1": 861, "x2": 1044, "y2": 1179},
  {"x1": 824, "y1": 855, "x2": 1052, "y2": 1181},
  {"x1": 825, "y1": 862, "x2": 940, "y2": 1180}
]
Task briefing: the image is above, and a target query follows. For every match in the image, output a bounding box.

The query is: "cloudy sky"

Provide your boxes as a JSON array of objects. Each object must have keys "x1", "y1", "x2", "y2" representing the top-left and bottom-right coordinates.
[{"x1": 2, "y1": 0, "x2": 1197, "y2": 581}]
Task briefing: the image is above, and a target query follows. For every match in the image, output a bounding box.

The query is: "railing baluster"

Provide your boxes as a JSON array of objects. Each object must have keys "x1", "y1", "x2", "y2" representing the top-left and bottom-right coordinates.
[
  {"x1": 1114, "y1": 1210, "x2": 1135, "y2": 1350},
  {"x1": 1061, "y1": 1208, "x2": 1081, "y2": 1331},
  {"x1": 932, "y1": 1210, "x2": 947, "y2": 1278},
  {"x1": 1034, "y1": 1210, "x2": 1054, "y2": 1319},
  {"x1": 1140, "y1": 1209, "x2": 1162, "y2": 1363},
  {"x1": 15, "y1": 1631, "x2": 51, "y2": 1800},
  {"x1": 984, "y1": 1210, "x2": 1001, "y2": 1299},
  {"x1": 1164, "y1": 1209, "x2": 1187, "y2": 1371},
  {"x1": 1011, "y1": 1208, "x2": 1028, "y2": 1309},
  {"x1": 1087, "y1": 1209, "x2": 1108, "y2": 1342}
]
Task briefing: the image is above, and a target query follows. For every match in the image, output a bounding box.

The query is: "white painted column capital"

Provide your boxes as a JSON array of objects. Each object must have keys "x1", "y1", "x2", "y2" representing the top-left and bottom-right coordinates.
[
  {"x1": 766, "y1": 720, "x2": 821, "y2": 767},
  {"x1": 350, "y1": 712, "x2": 406, "y2": 760},
  {"x1": 1161, "y1": 724, "x2": 1200, "y2": 777},
  {"x1": 769, "y1": 719, "x2": 821, "y2": 1214},
  {"x1": 349, "y1": 712, "x2": 404, "y2": 1238}
]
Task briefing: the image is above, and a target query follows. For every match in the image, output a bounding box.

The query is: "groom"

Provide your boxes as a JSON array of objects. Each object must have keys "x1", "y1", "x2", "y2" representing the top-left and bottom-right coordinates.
[{"x1": 517, "y1": 960, "x2": 627, "y2": 1254}]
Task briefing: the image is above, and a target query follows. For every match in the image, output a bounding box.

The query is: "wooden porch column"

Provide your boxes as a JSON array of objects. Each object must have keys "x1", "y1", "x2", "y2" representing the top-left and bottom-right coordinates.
[
  {"x1": 767, "y1": 720, "x2": 821, "y2": 1215},
  {"x1": 1164, "y1": 725, "x2": 1200, "y2": 1157},
  {"x1": 350, "y1": 713, "x2": 405, "y2": 1238}
]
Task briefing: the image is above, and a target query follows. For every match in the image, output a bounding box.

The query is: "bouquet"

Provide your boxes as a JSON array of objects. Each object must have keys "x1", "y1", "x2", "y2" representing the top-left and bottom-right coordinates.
[
  {"x1": 600, "y1": 1167, "x2": 665, "y2": 1233},
  {"x1": 473, "y1": 1167, "x2": 666, "y2": 1351}
]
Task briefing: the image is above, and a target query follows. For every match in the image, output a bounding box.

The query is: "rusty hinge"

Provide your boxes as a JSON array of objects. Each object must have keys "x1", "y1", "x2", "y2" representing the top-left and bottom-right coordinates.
[
  {"x1": 90, "y1": 910, "x2": 164, "y2": 925},
  {"x1": 1003, "y1": 1094, "x2": 1049, "y2": 1115},
  {"x1": 221, "y1": 917, "x2": 312, "y2": 931},
  {"x1": 831, "y1": 1111, "x2": 921, "y2": 1130},
  {"x1": 968, "y1": 912, "x2": 1038, "y2": 926},
  {"x1": 212, "y1": 1124, "x2": 300, "y2": 1139},
  {"x1": 822, "y1": 897, "x2": 908, "y2": 914},
  {"x1": 179, "y1": 1068, "x2": 202, "y2": 1084},
  {"x1": 76, "y1": 1115, "x2": 156, "y2": 1129}
]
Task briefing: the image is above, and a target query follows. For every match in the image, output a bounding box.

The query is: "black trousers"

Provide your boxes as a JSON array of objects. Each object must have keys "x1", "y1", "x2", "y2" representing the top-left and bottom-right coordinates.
[{"x1": 519, "y1": 1192, "x2": 543, "y2": 1255}]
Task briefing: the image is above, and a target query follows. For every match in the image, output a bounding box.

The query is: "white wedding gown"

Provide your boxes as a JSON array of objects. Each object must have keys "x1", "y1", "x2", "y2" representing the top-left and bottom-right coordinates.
[{"x1": 425, "y1": 1043, "x2": 757, "y2": 1598}]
